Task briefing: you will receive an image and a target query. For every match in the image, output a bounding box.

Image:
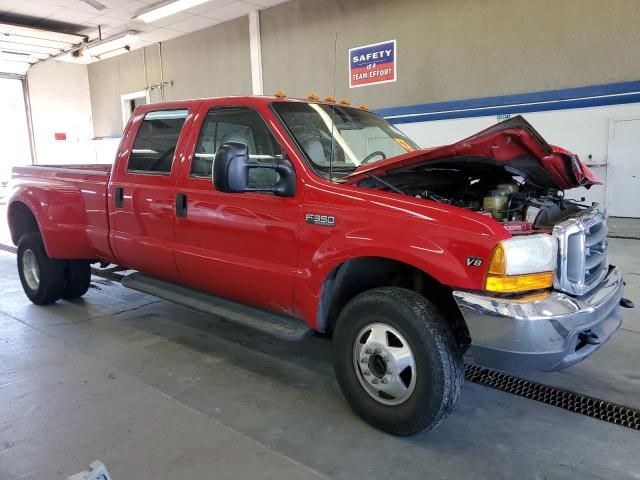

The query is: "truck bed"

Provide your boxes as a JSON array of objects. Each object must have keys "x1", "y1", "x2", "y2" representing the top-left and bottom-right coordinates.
[{"x1": 10, "y1": 164, "x2": 114, "y2": 262}]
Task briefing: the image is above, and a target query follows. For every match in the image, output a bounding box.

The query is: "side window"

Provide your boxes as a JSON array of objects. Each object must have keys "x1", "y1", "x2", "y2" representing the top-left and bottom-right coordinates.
[
  {"x1": 191, "y1": 107, "x2": 284, "y2": 188},
  {"x1": 127, "y1": 109, "x2": 188, "y2": 174}
]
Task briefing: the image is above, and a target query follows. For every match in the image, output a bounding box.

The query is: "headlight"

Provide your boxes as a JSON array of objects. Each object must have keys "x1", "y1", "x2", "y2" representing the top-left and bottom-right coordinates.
[{"x1": 485, "y1": 234, "x2": 557, "y2": 293}]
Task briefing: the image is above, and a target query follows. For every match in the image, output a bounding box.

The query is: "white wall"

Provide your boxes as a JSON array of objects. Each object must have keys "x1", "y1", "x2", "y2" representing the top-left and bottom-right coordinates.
[
  {"x1": 27, "y1": 61, "x2": 97, "y2": 165},
  {"x1": 396, "y1": 102, "x2": 640, "y2": 212}
]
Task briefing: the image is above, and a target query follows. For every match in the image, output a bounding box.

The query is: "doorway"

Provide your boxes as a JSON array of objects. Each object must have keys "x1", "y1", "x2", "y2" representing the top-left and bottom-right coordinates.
[
  {"x1": 608, "y1": 118, "x2": 640, "y2": 218},
  {"x1": 121, "y1": 90, "x2": 150, "y2": 129},
  {"x1": 0, "y1": 76, "x2": 32, "y2": 196}
]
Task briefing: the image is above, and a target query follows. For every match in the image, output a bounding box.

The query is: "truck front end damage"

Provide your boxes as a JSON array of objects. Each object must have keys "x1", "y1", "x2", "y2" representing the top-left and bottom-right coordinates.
[
  {"x1": 453, "y1": 207, "x2": 628, "y2": 372},
  {"x1": 344, "y1": 116, "x2": 631, "y2": 373}
]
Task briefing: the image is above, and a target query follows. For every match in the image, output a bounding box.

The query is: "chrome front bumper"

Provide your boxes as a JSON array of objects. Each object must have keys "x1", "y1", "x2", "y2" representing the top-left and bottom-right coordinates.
[{"x1": 453, "y1": 265, "x2": 624, "y2": 372}]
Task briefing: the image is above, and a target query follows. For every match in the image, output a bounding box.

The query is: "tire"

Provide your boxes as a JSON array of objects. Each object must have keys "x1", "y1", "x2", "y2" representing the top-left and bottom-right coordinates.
[
  {"x1": 17, "y1": 232, "x2": 66, "y2": 305},
  {"x1": 63, "y1": 260, "x2": 91, "y2": 299},
  {"x1": 333, "y1": 287, "x2": 463, "y2": 436}
]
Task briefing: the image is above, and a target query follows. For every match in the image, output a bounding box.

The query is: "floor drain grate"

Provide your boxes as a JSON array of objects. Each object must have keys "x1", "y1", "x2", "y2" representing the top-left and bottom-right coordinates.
[{"x1": 465, "y1": 364, "x2": 640, "y2": 430}]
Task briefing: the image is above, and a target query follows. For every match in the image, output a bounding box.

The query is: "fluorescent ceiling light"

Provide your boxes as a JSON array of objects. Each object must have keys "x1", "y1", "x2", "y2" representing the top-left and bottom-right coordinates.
[
  {"x1": 135, "y1": 0, "x2": 214, "y2": 23},
  {"x1": 86, "y1": 32, "x2": 138, "y2": 57},
  {"x1": 95, "y1": 46, "x2": 131, "y2": 60}
]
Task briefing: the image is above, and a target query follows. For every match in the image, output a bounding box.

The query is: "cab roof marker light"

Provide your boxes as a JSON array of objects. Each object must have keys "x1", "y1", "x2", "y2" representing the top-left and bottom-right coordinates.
[
  {"x1": 339, "y1": 98, "x2": 351, "y2": 105},
  {"x1": 274, "y1": 90, "x2": 286, "y2": 98},
  {"x1": 324, "y1": 95, "x2": 336, "y2": 102},
  {"x1": 135, "y1": 0, "x2": 214, "y2": 23},
  {"x1": 307, "y1": 92, "x2": 319, "y2": 100},
  {"x1": 359, "y1": 103, "x2": 369, "y2": 110}
]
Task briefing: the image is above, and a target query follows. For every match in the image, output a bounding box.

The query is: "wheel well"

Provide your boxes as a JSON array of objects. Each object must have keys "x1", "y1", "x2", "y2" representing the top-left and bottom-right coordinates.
[
  {"x1": 318, "y1": 257, "x2": 470, "y2": 350},
  {"x1": 8, "y1": 202, "x2": 40, "y2": 246}
]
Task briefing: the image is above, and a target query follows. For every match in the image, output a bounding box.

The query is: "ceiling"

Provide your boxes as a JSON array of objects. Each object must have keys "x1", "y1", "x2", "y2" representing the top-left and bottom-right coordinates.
[{"x1": 0, "y1": 0, "x2": 287, "y2": 74}]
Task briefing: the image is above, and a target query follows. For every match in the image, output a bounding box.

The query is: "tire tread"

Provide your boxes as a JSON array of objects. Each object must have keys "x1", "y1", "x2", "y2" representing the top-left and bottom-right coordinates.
[{"x1": 333, "y1": 286, "x2": 463, "y2": 435}]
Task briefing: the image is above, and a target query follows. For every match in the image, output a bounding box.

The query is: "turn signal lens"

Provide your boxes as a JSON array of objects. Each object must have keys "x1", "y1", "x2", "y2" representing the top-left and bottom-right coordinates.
[
  {"x1": 485, "y1": 272, "x2": 554, "y2": 293},
  {"x1": 487, "y1": 243, "x2": 506, "y2": 275},
  {"x1": 484, "y1": 234, "x2": 556, "y2": 293}
]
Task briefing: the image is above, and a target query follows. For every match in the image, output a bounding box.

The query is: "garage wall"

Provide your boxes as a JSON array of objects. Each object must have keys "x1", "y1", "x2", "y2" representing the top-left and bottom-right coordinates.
[
  {"x1": 86, "y1": 0, "x2": 640, "y2": 134},
  {"x1": 260, "y1": 0, "x2": 640, "y2": 109},
  {"x1": 88, "y1": 16, "x2": 251, "y2": 138},
  {"x1": 81, "y1": 0, "x2": 640, "y2": 216},
  {"x1": 27, "y1": 61, "x2": 95, "y2": 165}
]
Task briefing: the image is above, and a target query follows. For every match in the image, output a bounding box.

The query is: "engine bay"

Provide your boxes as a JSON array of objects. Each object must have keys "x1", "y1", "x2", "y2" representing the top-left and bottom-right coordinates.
[{"x1": 356, "y1": 156, "x2": 589, "y2": 234}]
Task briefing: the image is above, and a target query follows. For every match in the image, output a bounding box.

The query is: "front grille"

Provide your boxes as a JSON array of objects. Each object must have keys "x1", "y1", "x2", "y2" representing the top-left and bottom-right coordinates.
[{"x1": 553, "y1": 209, "x2": 608, "y2": 296}]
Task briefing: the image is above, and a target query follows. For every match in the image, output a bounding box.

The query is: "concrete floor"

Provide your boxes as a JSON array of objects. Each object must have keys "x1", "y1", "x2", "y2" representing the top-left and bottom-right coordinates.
[
  {"x1": 0, "y1": 240, "x2": 639, "y2": 480},
  {"x1": 609, "y1": 217, "x2": 640, "y2": 240}
]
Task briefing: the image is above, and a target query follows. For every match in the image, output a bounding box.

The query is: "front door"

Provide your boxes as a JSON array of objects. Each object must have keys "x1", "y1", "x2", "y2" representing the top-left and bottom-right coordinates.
[
  {"x1": 174, "y1": 104, "x2": 301, "y2": 314},
  {"x1": 109, "y1": 106, "x2": 195, "y2": 281}
]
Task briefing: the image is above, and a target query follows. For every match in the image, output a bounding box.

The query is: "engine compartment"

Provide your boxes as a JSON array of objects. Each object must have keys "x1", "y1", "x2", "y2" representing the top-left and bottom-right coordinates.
[{"x1": 357, "y1": 156, "x2": 589, "y2": 234}]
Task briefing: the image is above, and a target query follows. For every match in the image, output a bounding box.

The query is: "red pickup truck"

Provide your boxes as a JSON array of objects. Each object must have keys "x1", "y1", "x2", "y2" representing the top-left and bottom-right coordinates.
[{"x1": 8, "y1": 96, "x2": 628, "y2": 435}]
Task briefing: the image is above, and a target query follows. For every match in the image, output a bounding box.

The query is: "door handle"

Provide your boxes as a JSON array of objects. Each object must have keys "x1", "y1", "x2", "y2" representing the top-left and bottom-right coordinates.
[
  {"x1": 115, "y1": 187, "x2": 124, "y2": 208},
  {"x1": 176, "y1": 193, "x2": 188, "y2": 217}
]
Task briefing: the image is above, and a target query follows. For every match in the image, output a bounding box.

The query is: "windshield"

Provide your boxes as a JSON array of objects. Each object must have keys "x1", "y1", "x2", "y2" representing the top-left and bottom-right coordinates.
[{"x1": 272, "y1": 102, "x2": 419, "y2": 176}]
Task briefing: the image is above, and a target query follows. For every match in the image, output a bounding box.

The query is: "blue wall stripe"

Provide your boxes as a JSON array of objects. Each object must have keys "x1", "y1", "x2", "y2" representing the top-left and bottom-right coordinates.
[{"x1": 376, "y1": 80, "x2": 640, "y2": 124}]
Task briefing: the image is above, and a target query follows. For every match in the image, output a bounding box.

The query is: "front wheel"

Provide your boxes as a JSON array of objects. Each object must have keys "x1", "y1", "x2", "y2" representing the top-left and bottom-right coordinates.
[
  {"x1": 17, "y1": 233, "x2": 66, "y2": 305},
  {"x1": 333, "y1": 287, "x2": 463, "y2": 435}
]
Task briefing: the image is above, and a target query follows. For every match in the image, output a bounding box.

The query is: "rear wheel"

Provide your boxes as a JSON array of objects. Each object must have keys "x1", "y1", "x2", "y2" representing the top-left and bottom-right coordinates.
[
  {"x1": 17, "y1": 233, "x2": 65, "y2": 305},
  {"x1": 333, "y1": 287, "x2": 463, "y2": 435},
  {"x1": 63, "y1": 260, "x2": 91, "y2": 299}
]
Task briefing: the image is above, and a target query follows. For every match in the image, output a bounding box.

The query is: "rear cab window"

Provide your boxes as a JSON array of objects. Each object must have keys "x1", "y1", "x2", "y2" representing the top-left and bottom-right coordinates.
[{"x1": 127, "y1": 109, "x2": 189, "y2": 174}]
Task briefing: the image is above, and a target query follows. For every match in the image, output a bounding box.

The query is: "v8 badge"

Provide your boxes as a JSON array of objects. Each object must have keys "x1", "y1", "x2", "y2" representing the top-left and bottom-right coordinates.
[{"x1": 466, "y1": 256, "x2": 483, "y2": 267}]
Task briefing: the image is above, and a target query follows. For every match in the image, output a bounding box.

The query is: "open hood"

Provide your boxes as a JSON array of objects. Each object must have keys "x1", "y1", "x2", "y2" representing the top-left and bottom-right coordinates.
[{"x1": 345, "y1": 116, "x2": 601, "y2": 190}]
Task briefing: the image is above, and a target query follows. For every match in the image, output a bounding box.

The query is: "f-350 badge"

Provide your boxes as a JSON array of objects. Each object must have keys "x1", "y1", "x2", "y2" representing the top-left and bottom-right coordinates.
[{"x1": 306, "y1": 213, "x2": 336, "y2": 227}]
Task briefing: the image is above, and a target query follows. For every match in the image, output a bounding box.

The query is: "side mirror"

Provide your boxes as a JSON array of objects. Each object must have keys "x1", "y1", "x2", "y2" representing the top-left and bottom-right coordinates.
[{"x1": 213, "y1": 142, "x2": 296, "y2": 197}]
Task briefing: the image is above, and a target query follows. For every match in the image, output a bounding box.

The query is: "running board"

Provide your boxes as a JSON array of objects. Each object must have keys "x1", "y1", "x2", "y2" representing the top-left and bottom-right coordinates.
[{"x1": 121, "y1": 273, "x2": 311, "y2": 341}]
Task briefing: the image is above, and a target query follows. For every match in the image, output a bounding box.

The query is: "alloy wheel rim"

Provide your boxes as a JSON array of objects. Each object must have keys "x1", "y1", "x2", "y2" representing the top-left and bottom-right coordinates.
[
  {"x1": 22, "y1": 249, "x2": 40, "y2": 291},
  {"x1": 352, "y1": 322, "x2": 417, "y2": 406}
]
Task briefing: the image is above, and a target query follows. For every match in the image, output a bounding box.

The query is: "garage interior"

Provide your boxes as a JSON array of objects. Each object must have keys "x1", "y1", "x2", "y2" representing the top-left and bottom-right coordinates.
[{"x1": 0, "y1": 0, "x2": 639, "y2": 478}]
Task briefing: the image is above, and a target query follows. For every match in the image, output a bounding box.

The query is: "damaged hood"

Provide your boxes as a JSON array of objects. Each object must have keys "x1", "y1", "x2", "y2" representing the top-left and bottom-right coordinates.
[{"x1": 345, "y1": 116, "x2": 601, "y2": 190}]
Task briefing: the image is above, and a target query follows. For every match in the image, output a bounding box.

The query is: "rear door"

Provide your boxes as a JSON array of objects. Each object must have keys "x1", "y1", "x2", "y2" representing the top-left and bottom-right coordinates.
[
  {"x1": 109, "y1": 105, "x2": 196, "y2": 281},
  {"x1": 608, "y1": 118, "x2": 640, "y2": 218},
  {"x1": 173, "y1": 101, "x2": 301, "y2": 314}
]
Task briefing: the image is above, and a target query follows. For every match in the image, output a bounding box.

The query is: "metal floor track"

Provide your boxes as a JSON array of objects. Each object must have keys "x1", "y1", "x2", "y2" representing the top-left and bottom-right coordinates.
[{"x1": 465, "y1": 364, "x2": 640, "y2": 430}]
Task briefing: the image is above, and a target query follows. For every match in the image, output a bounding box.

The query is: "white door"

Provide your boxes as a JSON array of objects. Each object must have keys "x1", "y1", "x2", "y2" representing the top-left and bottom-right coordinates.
[{"x1": 609, "y1": 118, "x2": 640, "y2": 218}]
